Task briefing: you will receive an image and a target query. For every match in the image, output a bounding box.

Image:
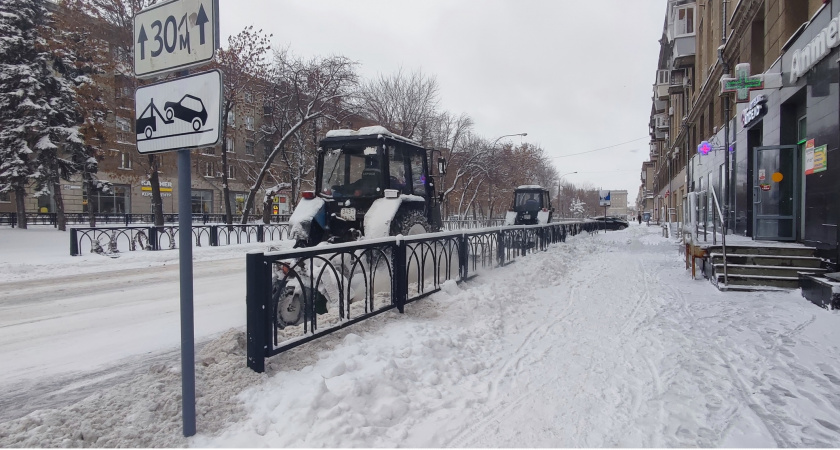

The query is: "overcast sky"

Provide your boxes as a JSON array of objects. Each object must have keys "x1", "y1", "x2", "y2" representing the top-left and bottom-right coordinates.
[{"x1": 219, "y1": 0, "x2": 665, "y2": 200}]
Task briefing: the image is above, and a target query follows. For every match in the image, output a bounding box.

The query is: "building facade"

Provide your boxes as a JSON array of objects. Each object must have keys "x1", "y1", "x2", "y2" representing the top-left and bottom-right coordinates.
[{"x1": 641, "y1": 0, "x2": 838, "y2": 261}]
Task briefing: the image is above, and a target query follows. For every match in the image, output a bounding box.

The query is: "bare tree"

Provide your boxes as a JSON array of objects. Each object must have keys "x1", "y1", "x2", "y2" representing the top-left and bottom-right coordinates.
[
  {"x1": 425, "y1": 111, "x2": 473, "y2": 217},
  {"x1": 65, "y1": 0, "x2": 164, "y2": 225},
  {"x1": 213, "y1": 26, "x2": 272, "y2": 224},
  {"x1": 356, "y1": 67, "x2": 439, "y2": 140},
  {"x1": 238, "y1": 49, "x2": 358, "y2": 224}
]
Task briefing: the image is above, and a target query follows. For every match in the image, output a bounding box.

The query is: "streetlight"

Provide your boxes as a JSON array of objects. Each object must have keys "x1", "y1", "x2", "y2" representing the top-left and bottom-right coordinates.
[
  {"x1": 556, "y1": 171, "x2": 577, "y2": 218},
  {"x1": 486, "y1": 133, "x2": 527, "y2": 219},
  {"x1": 491, "y1": 132, "x2": 527, "y2": 147}
]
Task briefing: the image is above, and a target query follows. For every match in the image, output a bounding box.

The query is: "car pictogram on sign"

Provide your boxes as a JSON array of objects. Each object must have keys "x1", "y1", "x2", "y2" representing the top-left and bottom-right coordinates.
[{"x1": 164, "y1": 94, "x2": 208, "y2": 131}]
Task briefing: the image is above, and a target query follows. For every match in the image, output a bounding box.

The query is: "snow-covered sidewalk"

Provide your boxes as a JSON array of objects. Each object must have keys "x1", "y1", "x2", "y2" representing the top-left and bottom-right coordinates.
[{"x1": 2, "y1": 223, "x2": 840, "y2": 447}]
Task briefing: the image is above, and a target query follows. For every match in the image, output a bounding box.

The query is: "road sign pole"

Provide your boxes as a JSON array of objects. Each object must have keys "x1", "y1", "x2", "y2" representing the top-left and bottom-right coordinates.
[{"x1": 178, "y1": 148, "x2": 196, "y2": 437}]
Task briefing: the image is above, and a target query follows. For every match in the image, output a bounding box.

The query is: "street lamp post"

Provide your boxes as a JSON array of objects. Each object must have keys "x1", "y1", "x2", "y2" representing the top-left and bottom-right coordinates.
[{"x1": 556, "y1": 171, "x2": 577, "y2": 218}]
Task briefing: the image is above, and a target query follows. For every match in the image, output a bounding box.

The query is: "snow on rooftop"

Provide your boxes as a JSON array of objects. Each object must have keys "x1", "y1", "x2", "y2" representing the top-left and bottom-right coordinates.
[
  {"x1": 324, "y1": 126, "x2": 422, "y2": 146},
  {"x1": 516, "y1": 185, "x2": 545, "y2": 190}
]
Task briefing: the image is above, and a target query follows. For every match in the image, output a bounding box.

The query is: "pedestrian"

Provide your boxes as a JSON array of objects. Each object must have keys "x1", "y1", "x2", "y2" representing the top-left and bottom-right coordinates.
[{"x1": 637, "y1": 212, "x2": 641, "y2": 223}]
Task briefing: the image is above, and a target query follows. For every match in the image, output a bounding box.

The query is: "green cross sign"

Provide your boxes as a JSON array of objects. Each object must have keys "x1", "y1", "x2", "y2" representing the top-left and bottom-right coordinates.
[{"x1": 720, "y1": 63, "x2": 765, "y2": 102}]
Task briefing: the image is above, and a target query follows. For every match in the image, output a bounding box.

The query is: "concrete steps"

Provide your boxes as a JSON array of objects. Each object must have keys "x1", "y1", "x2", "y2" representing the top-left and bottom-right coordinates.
[{"x1": 706, "y1": 243, "x2": 823, "y2": 291}]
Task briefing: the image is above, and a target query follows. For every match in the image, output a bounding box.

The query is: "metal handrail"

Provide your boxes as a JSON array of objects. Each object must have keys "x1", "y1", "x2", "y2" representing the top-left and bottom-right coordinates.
[{"x1": 708, "y1": 187, "x2": 728, "y2": 285}]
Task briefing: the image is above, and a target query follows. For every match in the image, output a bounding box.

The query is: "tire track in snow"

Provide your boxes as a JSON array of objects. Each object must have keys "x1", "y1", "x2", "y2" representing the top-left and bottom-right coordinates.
[
  {"x1": 663, "y1": 281, "x2": 794, "y2": 447},
  {"x1": 448, "y1": 245, "x2": 586, "y2": 447}
]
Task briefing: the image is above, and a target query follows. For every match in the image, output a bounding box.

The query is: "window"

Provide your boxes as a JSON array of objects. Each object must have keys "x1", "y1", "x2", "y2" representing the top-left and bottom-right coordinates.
[
  {"x1": 181, "y1": 96, "x2": 203, "y2": 112},
  {"x1": 115, "y1": 86, "x2": 132, "y2": 98},
  {"x1": 203, "y1": 161, "x2": 214, "y2": 177},
  {"x1": 84, "y1": 184, "x2": 130, "y2": 214},
  {"x1": 244, "y1": 91, "x2": 253, "y2": 103},
  {"x1": 319, "y1": 146, "x2": 381, "y2": 197},
  {"x1": 657, "y1": 70, "x2": 670, "y2": 85},
  {"x1": 119, "y1": 152, "x2": 132, "y2": 169},
  {"x1": 228, "y1": 165, "x2": 236, "y2": 179},
  {"x1": 244, "y1": 115, "x2": 254, "y2": 131},
  {"x1": 192, "y1": 190, "x2": 213, "y2": 213},
  {"x1": 116, "y1": 117, "x2": 131, "y2": 132},
  {"x1": 675, "y1": 5, "x2": 695, "y2": 36},
  {"x1": 408, "y1": 151, "x2": 426, "y2": 195},
  {"x1": 245, "y1": 140, "x2": 254, "y2": 156},
  {"x1": 230, "y1": 192, "x2": 247, "y2": 214},
  {"x1": 202, "y1": 146, "x2": 215, "y2": 155},
  {"x1": 388, "y1": 146, "x2": 409, "y2": 194},
  {"x1": 0, "y1": 191, "x2": 10, "y2": 202},
  {"x1": 227, "y1": 110, "x2": 235, "y2": 127},
  {"x1": 226, "y1": 137, "x2": 235, "y2": 153}
]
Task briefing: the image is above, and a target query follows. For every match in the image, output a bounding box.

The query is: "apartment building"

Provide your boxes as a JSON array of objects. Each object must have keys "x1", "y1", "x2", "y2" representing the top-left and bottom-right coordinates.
[
  {"x1": 645, "y1": 0, "x2": 698, "y2": 224},
  {"x1": 642, "y1": 0, "x2": 837, "y2": 259}
]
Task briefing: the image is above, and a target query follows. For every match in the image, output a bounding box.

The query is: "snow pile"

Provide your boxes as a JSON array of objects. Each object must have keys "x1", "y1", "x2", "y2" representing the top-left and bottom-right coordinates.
[
  {"x1": 363, "y1": 196, "x2": 401, "y2": 238},
  {"x1": 325, "y1": 126, "x2": 421, "y2": 146},
  {"x1": 0, "y1": 330, "x2": 263, "y2": 447},
  {"x1": 288, "y1": 196, "x2": 325, "y2": 242}
]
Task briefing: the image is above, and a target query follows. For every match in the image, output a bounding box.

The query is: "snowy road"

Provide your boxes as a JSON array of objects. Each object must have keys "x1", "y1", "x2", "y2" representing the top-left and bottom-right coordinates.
[
  {"x1": 0, "y1": 256, "x2": 247, "y2": 421},
  {"x1": 3, "y1": 224, "x2": 840, "y2": 447}
]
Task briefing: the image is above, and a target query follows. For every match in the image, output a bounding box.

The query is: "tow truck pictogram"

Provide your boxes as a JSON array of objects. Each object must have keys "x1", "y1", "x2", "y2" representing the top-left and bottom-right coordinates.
[{"x1": 136, "y1": 98, "x2": 174, "y2": 140}]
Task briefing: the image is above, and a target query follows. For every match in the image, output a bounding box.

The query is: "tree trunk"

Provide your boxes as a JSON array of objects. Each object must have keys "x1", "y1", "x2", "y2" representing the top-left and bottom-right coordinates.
[
  {"x1": 148, "y1": 155, "x2": 164, "y2": 226},
  {"x1": 222, "y1": 147, "x2": 232, "y2": 226},
  {"x1": 221, "y1": 104, "x2": 233, "y2": 226},
  {"x1": 53, "y1": 182, "x2": 67, "y2": 231},
  {"x1": 239, "y1": 118, "x2": 310, "y2": 224},
  {"x1": 14, "y1": 186, "x2": 27, "y2": 229},
  {"x1": 262, "y1": 196, "x2": 271, "y2": 224},
  {"x1": 84, "y1": 173, "x2": 96, "y2": 227}
]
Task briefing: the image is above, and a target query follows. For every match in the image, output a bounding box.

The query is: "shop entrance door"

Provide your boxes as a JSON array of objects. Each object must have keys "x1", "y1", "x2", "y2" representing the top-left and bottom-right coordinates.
[{"x1": 753, "y1": 145, "x2": 798, "y2": 241}]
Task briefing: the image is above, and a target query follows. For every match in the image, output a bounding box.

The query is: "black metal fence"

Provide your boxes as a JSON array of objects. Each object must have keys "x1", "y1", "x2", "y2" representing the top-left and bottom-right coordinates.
[
  {"x1": 69, "y1": 223, "x2": 293, "y2": 256},
  {"x1": 441, "y1": 219, "x2": 506, "y2": 230},
  {"x1": 246, "y1": 220, "x2": 601, "y2": 372},
  {"x1": 0, "y1": 212, "x2": 292, "y2": 228}
]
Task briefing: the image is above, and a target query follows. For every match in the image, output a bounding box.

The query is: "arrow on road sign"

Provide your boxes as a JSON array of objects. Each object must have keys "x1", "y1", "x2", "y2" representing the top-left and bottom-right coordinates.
[
  {"x1": 137, "y1": 24, "x2": 148, "y2": 60},
  {"x1": 196, "y1": 4, "x2": 209, "y2": 45}
]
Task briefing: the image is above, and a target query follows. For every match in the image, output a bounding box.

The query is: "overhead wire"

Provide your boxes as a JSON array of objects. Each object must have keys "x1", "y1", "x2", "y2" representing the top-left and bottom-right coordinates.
[{"x1": 550, "y1": 136, "x2": 648, "y2": 158}]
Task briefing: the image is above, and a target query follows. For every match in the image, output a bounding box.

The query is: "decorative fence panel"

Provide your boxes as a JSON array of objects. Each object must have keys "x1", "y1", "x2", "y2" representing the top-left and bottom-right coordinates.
[
  {"x1": 1, "y1": 212, "x2": 291, "y2": 228},
  {"x1": 246, "y1": 221, "x2": 601, "y2": 372},
  {"x1": 69, "y1": 223, "x2": 292, "y2": 256}
]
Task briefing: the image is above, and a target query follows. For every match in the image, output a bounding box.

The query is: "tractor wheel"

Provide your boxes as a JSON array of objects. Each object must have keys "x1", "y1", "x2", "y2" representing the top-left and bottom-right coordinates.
[
  {"x1": 273, "y1": 280, "x2": 303, "y2": 329},
  {"x1": 391, "y1": 209, "x2": 430, "y2": 236}
]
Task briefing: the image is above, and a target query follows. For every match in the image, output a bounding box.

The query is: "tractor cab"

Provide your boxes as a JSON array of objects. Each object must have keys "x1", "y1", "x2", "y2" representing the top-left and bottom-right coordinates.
[
  {"x1": 507, "y1": 185, "x2": 553, "y2": 225},
  {"x1": 290, "y1": 126, "x2": 444, "y2": 246}
]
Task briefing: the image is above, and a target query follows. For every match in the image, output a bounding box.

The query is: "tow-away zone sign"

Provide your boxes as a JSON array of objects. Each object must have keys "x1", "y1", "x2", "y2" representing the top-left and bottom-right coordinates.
[{"x1": 135, "y1": 70, "x2": 222, "y2": 154}]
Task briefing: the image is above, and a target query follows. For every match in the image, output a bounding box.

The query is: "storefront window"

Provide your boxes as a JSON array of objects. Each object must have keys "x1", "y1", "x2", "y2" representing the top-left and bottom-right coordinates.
[
  {"x1": 230, "y1": 192, "x2": 247, "y2": 215},
  {"x1": 37, "y1": 191, "x2": 52, "y2": 213},
  {"x1": 84, "y1": 184, "x2": 130, "y2": 214},
  {"x1": 192, "y1": 189, "x2": 213, "y2": 214}
]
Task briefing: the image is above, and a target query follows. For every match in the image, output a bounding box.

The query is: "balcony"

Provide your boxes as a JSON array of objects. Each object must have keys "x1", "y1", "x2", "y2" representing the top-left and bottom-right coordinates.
[
  {"x1": 668, "y1": 69, "x2": 690, "y2": 94},
  {"x1": 654, "y1": 113, "x2": 669, "y2": 130},
  {"x1": 672, "y1": 35, "x2": 696, "y2": 63},
  {"x1": 654, "y1": 98, "x2": 667, "y2": 113}
]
